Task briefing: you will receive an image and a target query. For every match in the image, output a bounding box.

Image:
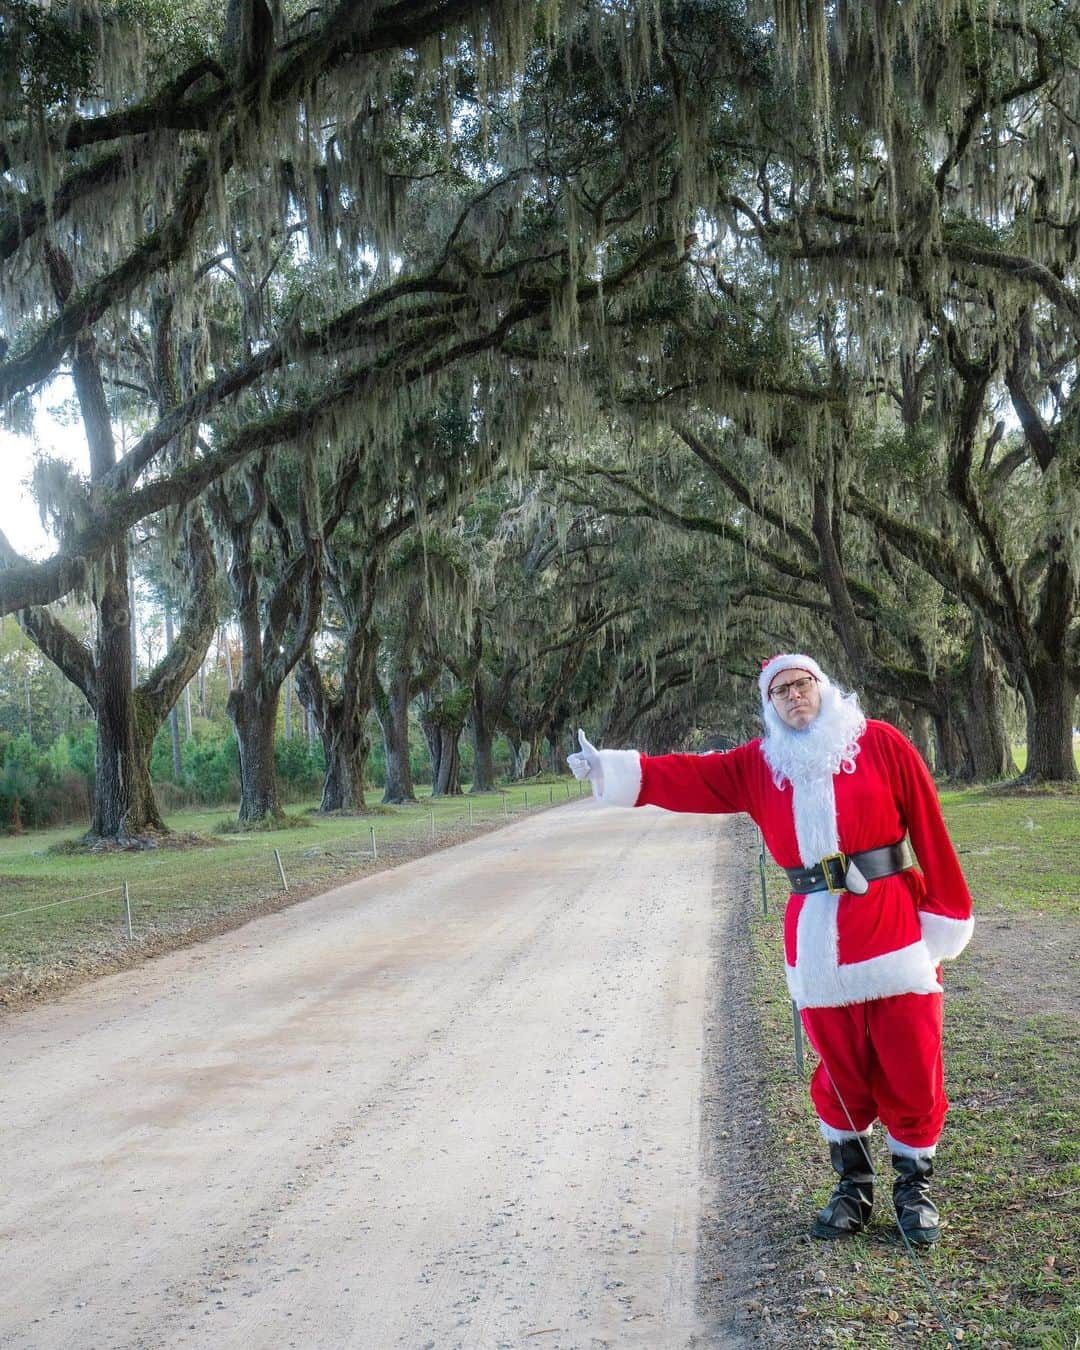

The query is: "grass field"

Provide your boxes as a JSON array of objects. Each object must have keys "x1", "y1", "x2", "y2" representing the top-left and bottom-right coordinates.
[
  {"x1": 0, "y1": 780, "x2": 584, "y2": 1003},
  {"x1": 751, "y1": 789, "x2": 1079, "y2": 1348}
]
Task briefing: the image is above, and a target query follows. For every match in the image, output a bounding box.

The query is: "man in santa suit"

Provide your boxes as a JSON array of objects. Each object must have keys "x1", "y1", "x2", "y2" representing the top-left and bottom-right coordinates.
[{"x1": 567, "y1": 654, "x2": 974, "y2": 1247}]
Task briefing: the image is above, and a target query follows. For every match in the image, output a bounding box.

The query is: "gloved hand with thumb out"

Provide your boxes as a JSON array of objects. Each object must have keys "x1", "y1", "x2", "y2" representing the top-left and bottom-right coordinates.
[{"x1": 566, "y1": 729, "x2": 604, "y2": 796}]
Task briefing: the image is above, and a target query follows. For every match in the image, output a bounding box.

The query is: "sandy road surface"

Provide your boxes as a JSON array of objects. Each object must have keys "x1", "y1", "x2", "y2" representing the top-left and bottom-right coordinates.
[{"x1": 0, "y1": 802, "x2": 742, "y2": 1350}]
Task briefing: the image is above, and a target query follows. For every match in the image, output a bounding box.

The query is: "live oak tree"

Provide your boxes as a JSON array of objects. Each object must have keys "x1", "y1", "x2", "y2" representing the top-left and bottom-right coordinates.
[
  {"x1": 0, "y1": 0, "x2": 704, "y2": 615},
  {"x1": 7, "y1": 250, "x2": 217, "y2": 840},
  {"x1": 720, "y1": 0, "x2": 1080, "y2": 778},
  {"x1": 3, "y1": 0, "x2": 1075, "y2": 794},
  {"x1": 208, "y1": 449, "x2": 323, "y2": 824}
]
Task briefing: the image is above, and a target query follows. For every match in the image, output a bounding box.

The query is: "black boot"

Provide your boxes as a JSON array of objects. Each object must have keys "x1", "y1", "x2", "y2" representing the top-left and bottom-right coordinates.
[
  {"x1": 810, "y1": 1136, "x2": 874, "y2": 1239},
  {"x1": 891, "y1": 1152, "x2": 940, "y2": 1247}
]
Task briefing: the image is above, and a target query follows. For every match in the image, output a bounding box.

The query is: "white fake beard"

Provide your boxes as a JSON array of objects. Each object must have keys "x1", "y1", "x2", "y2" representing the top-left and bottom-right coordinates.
[{"x1": 761, "y1": 684, "x2": 867, "y2": 867}]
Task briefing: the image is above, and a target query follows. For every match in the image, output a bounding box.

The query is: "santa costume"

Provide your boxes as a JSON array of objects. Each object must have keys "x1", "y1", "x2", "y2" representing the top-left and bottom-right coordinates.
[{"x1": 568, "y1": 654, "x2": 974, "y2": 1245}]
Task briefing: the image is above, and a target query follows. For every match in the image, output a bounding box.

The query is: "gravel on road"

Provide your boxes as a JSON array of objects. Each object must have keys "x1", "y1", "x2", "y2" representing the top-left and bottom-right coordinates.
[{"x1": 0, "y1": 801, "x2": 776, "y2": 1350}]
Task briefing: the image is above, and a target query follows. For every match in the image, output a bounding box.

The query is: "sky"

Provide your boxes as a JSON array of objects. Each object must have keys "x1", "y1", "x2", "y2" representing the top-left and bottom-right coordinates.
[{"x1": 1, "y1": 380, "x2": 90, "y2": 558}]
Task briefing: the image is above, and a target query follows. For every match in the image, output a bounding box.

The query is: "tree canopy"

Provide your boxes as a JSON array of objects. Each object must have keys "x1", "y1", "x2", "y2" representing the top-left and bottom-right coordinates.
[{"x1": 1, "y1": 0, "x2": 1077, "y2": 837}]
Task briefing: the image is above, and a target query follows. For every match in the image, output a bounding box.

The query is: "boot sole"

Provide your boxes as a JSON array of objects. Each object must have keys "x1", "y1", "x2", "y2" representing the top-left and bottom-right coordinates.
[
  {"x1": 883, "y1": 1226, "x2": 940, "y2": 1249},
  {"x1": 810, "y1": 1219, "x2": 866, "y2": 1240}
]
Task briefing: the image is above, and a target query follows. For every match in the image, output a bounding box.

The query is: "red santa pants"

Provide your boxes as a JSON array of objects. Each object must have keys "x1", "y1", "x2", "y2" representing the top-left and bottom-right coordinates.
[{"x1": 800, "y1": 992, "x2": 947, "y2": 1152}]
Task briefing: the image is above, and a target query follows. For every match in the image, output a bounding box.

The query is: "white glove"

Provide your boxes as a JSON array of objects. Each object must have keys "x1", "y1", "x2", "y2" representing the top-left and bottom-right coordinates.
[{"x1": 567, "y1": 729, "x2": 604, "y2": 795}]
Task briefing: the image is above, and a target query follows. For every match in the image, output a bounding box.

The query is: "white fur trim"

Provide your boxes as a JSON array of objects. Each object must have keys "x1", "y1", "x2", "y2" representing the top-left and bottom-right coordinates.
[
  {"x1": 819, "y1": 1121, "x2": 873, "y2": 1144},
  {"x1": 920, "y1": 911, "x2": 975, "y2": 962},
  {"x1": 791, "y1": 777, "x2": 839, "y2": 865},
  {"x1": 758, "y1": 653, "x2": 827, "y2": 704},
  {"x1": 785, "y1": 892, "x2": 943, "y2": 1008},
  {"x1": 593, "y1": 749, "x2": 643, "y2": 807},
  {"x1": 886, "y1": 1132, "x2": 937, "y2": 1160}
]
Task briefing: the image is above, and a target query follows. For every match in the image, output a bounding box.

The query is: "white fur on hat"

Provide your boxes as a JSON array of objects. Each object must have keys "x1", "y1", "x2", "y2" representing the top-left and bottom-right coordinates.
[{"x1": 758, "y1": 653, "x2": 828, "y2": 706}]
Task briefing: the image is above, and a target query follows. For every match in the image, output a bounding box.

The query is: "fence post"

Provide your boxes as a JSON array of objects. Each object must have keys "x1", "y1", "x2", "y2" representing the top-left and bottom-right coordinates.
[
  {"x1": 549, "y1": 786, "x2": 553, "y2": 804},
  {"x1": 523, "y1": 789, "x2": 528, "y2": 809},
  {"x1": 792, "y1": 1001, "x2": 805, "y2": 1077},
  {"x1": 274, "y1": 848, "x2": 289, "y2": 892},
  {"x1": 370, "y1": 824, "x2": 377, "y2": 861},
  {"x1": 123, "y1": 881, "x2": 133, "y2": 940}
]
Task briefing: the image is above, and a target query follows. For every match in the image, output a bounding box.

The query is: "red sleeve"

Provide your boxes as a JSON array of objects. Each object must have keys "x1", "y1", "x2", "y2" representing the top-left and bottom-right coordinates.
[
  {"x1": 638, "y1": 742, "x2": 758, "y2": 815},
  {"x1": 878, "y1": 723, "x2": 972, "y2": 922}
]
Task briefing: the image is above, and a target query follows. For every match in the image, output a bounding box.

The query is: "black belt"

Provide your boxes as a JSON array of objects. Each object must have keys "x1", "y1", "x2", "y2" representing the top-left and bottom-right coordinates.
[{"x1": 785, "y1": 841, "x2": 914, "y2": 895}]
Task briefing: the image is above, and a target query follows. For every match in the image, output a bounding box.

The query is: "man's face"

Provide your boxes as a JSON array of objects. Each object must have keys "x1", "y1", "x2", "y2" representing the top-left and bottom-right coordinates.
[{"x1": 768, "y1": 667, "x2": 822, "y2": 731}]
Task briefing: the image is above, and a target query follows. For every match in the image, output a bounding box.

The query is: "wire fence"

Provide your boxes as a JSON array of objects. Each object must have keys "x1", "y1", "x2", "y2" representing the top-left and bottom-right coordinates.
[{"x1": 0, "y1": 782, "x2": 588, "y2": 952}]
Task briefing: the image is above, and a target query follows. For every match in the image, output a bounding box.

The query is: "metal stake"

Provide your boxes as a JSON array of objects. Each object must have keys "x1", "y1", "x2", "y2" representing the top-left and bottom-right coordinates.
[
  {"x1": 370, "y1": 824, "x2": 377, "y2": 861},
  {"x1": 430, "y1": 811, "x2": 436, "y2": 841},
  {"x1": 792, "y1": 1001, "x2": 805, "y2": 1077},
  {"x1": 274, "y1": 848, "x2": 288, "y2": 891},
  {"x1": 469, "y1": 800, "x2": 474, "y2": 826},
  {"x1": 123, "y1": 881, "x2": 133, "y2": 940},
  {"x1": 758, "y1": 830, "x2": 769, "y2": 916},
  {"x1": 523, "y1": 789, "x2": 528, "y2": 809}
]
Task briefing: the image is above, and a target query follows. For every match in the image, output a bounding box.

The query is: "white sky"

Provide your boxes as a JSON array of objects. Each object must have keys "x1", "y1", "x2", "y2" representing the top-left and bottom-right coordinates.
[{"x1": 1, "y1": 380, "x2": 91, "y2": 558}]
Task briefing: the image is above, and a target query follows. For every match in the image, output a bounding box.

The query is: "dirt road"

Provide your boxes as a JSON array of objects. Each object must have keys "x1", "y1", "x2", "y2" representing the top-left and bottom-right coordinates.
[{"x1": 0, "y1": 802, "x2": 751, "y2": 1350}]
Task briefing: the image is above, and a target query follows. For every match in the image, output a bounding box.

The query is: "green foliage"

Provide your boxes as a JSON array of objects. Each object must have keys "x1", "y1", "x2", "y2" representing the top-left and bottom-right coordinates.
[
  {"x1": 0, "y1": 732, "x2": 91, "y2": 831},
  {"x1": 866, "y1": 423, "x2": 937, "y2": 478},
  {"x1": 0, "y1": 0, "x2": 96, "y2": 112},
  {"x1": 274, "y1": 737, "x2": 325, "y2": 800}
]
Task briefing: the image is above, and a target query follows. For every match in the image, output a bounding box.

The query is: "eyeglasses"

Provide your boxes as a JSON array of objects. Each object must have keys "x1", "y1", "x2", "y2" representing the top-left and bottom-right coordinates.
[{"x1": 769, "y1": 676, "x2": 817, "y2": 701}]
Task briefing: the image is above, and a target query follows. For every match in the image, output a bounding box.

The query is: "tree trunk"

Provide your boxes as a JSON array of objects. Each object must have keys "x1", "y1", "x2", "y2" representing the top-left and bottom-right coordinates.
[
  {"x1": 932, "y1": 707, "x2": 968, "y2": 780},
  {"x1": 164, "y1": 605, "x2": 183, "y2": 779},
  {"x1": 128, "y1": 553, "x2": 139, "y2": 687},
  {"x1": 90, "y1": 549, "x2": 166, "y2": 838},
  {"x1": 300, "y1": 630, "x2": 377, "y2": 813},
  {"x1": 432, "y1": 725, "x2": 462, "y2": 795},
  {"x1": 229, "y1": 687, "x2": 283, "y2": 823},
  {"x1": 549, "y1": 725, "x2": 569, "y2": 775},
  {"x1": 469, "y1": 700, "x2": 497, "y2": 793},
  {"x1": 904, "y1": 704, "x2": 934, "y2": 771},
  {"x1": 960, "y1": 627, "x2": 1013, "y2": 781},
  {"x1": 378, "y1": 674, "x2": 416, "y2": 804},
  {"x1": 1023, "y1": 661, "x2": 1078, "y2": 781},
  {"x1": 419, "y1": 703, "x2": 442, "y2": 787},
  {"x1": 517, "y1": 730, "x2": 542, "y2": 778},
  {"x1": 317, "y1": 711, "x2": 370, "y2": 811},
  {"x1": 222, "y1": 627, "x2": 235, "y2": 691}
]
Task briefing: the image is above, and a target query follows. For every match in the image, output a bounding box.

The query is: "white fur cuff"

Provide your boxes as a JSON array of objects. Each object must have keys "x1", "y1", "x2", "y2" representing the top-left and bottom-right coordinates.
[
  {"x1": 819, "y1": 1121, "x2": 873, "y2": 1144},
  {"x1": 920, "y1": 911, "x2": 975, "y2": 962},
  {"x1": 886, "y1": 1132, "x2": 937, "y2": 1159},
  {"x1": 593, "y1": 749, "x2": 643, "y2": 807}
]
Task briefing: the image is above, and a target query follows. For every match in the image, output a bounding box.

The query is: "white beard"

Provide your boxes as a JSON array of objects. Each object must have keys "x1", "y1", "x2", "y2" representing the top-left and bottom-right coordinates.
[{"x1": 760, "y1": 684, "x2": 867, "y2": 867}]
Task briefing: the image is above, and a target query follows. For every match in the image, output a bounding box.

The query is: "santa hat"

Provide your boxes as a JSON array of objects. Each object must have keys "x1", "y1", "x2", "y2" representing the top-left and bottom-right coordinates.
[{"x1": 758, "y1": 653, "x2": 829, "y2": 708}]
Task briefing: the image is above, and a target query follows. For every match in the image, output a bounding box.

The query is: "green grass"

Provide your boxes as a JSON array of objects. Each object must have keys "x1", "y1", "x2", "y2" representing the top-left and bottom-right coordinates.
[
  {"x1": 0, "y1": 780, "x2": 585, "y2": 1001},
  {"x1": 940, "y1": 788, "x2": 1080, "y2": 919},
  {"x1": 1010, "y1": 737, "x2": 1080, "y2": 776},
  {"x1": 751, "y1": 789, "x2": 1080, "y2": 1348}
]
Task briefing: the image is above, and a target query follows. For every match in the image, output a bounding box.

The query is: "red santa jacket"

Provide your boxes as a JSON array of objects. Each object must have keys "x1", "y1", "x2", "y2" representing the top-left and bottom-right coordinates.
[{"x1": 592, "y1": 720, "x2": 974, "y2": 1009}]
